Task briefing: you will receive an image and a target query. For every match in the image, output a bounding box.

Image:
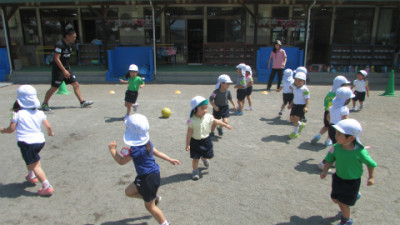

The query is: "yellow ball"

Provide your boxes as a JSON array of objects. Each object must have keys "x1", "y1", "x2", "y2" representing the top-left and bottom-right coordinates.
[{"x1": 161, "y1": 107, "x2": 171, "y2": 118}]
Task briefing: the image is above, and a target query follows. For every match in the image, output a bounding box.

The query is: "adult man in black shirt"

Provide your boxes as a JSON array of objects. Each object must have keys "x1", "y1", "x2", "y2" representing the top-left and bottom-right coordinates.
[{"x1": 41, "y1": 29, "x2": 93, "y2": 111}]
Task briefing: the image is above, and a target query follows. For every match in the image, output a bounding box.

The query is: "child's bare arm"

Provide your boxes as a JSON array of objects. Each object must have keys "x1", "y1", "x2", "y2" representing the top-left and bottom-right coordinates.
[
  {"x1": 186, "y1": 127, "x2": 193, "y2": 152},
  {"x1": 140, "y1": 83, "x2": 145, "y2": 88},
  {"x1": 209, "y1": 100, "x2": 218, "y2": 111},
  {"x1": 304, "y1": 98, "x2": 310, "y2": 113},
  {"x1": 276, "y1": 86, "x2": 283, "y2": 92},
  {"x1": 108, "y1": 140, "x2": 132, "y2": 165},
  {"x1": 119, "y1": 79, "x2": 128, "y2": 83},
  {"x1": 42, "y1": 119, "x2": 54, "y2": 136},
  {"x1": 367, "y1": 167, "x2": 375, "y2": 186},
  {"x1": 0, "y1": 122, "x2": 16, "y2": 134},
  {"x1": 320, "y1": 162, "x2": 332, "y2": 179},
  {"x1": 153, "y1": 147, "x2": 180, "y2": 165},
  {"x1": 229, "y1": 99, "x2": 237, "y2": 111},
  {"x1": 366, "y1": 84, "x2": 370, "y2": 97},
  {"x1": 213, "y1": 119, "x2": 232, "y2": 130}
]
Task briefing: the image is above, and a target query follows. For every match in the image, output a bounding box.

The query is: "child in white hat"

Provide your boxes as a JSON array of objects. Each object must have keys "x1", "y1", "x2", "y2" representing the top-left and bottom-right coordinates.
[
  {"x1": 288, "y1": 72, "x2": 310, "y2": 139},
  {"x1": 244, "y1": 65, "x2": 254, "y2": 111},
  {"x1": 351, "y1": 70, "x2": 369, "y2": 111},
  {"x1": 108, "y1": 113, "x2": 180, "y2": 225},
  {"x1": 186, "y1": 96, "x2": 232, "y2": 180},
  {"x1": 276, "y1": 68, "x2": 294, "y2": 117},
  {"x1": 320, "y1": 118, "x2": 377, "y2": 225},
  {"x1": 209, "y1": 74, "x2": 236, "y2": 137},
  {"x1": 119, "y1": 64, "x2": 145, "y2": 119},
  {"x1": 1, "y1": 85, "x2": 55, "y2": 196},
  {"x1": 311, "y1": 75, "x2": 351, "y2": 146},
  {"x1": 234, "y1": 63, "x2": 247, "y2": 115}
]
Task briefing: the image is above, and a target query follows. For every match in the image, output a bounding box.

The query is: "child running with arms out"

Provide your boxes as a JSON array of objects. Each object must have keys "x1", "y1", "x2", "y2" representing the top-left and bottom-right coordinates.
[
  {"x1": 351, "y1": 70, "x2": 369, "y2": 111},
  {"x1": 1, "y1": 85, "x2": 55, "y2": 196},
  {"x1": 119, "y1": 64, "x2": 145, "y2": 119},
  {"x1": 288, "y1": 72, "x2": 309, "y2": 139},
  {"x1": 276, "y1": 68, "x2": 294, "y2": 117},
  {"x1": 209, "y1": 74, "x2": 236, "y2": 137},
  {"x1": 320, "y1": 119, "x2": 376, "y2": 225},
  {"x1": 108, "y1": 114, "x2": 180, "y2": 225},
  {"x1": 186, "y1": 96, "x2": 232, "y2": 180}
]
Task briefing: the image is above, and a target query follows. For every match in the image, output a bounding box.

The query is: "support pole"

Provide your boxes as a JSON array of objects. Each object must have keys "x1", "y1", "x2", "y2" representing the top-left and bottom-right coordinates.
[
  {"x1": 1, "y1": 7, "x2": 13, "y2": 75},
  {"x1": 150, "y1": 0, "x2": 157, "y2": 78},
  {"x1": 304, "y1": 0, "x2": 316, "y2": 67}
]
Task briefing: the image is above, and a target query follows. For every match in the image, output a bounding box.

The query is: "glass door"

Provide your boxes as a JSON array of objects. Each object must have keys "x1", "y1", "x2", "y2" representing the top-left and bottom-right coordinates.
[
  {"x1": 187, "y1": 19, "x2": 203, "y2": 64},
  {"x1": 170, "y1": 19, "x2": 187, "y2": 64}
]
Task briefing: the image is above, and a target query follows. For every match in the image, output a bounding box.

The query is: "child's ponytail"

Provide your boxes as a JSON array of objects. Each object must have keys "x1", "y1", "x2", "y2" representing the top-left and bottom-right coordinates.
[
  {"x1": 145, "y1": 141, "x2": 153, "y2": 156},
  {"x1": 11, "y1": 100, "x2": 21, "y2": 112}
]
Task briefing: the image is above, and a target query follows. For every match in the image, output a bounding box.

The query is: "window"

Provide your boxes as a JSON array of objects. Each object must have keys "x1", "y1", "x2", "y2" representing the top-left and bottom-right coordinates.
[
  {"x1": 20, "y1": 9, "x2": 40, "y2": 45},
  {"x1": 40, "y1": 8, "x2": 78, "y2": 45},
  {"x1": 207, "y1": 7, "x2": 245, "y2": 42},
  {"x1": 376, "y1": 8, "x2": 398, "y2": 45},
  {"x1": 334, "y1": 8, "x2": 374, "y2": 44},
  {"x1": 80, "y1": 8, "x2": 119, "y2": 44}
]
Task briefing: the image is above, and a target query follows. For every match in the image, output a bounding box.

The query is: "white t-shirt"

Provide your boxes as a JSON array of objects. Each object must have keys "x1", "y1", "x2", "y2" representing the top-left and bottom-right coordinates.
[
  {"x1": 329, "y1": 106, "x2": 350, "y2": 124},
  {"x1": 12, "y1": 109, "x2": 46, "y2": 144},
  {"x1": 353, "y1": 79, "x2": 367, "y2": 92},
  {"x1": 292, "y1": 84, "x2": 310, "y2": 105},
  {"x1": 281, "y1": 80, "x2": 294, "y2": 94}
]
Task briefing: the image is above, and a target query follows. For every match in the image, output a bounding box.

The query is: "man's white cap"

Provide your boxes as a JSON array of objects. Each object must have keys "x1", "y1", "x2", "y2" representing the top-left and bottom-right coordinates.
[
  {"x1": 283, "y1": 68, "x2": 294, "y2": 82},
  {"x1": 294, "y1": 72, "x2": 307, "y2": 81},
  {"x1": 358, "y1": 70, "x2": 368, "y2": 77},
  {"x1": 216, "y1": 74, "x2": 233, "y2": 89},
  {"x1": 331, "y1": 87, "x2": 355, "y2": 107},
  {"x1": 332, "y1": 118, "x2": 362, "y2": 143},
  {"x1": 331, "y1": 75, "x2": 351, "y2": 92},
  {"x1": 17, "y1": 85, "x2": 40, "y2": 109},
  {"x1": 128, "y1": 64, "x2": 139, "y2": 71},
  {"x1": 124, "y1": 113, "x2": 150, "y2": 146},
  {"x1": 294, "y1": 66, "x2": 308, "y2": 75}
]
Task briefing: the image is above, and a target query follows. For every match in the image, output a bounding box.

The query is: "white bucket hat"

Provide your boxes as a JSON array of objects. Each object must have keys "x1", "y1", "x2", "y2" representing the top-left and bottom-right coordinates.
[
  {"x1": 294, "y1": 72, "x2": 307, "y2": 81},
  {"x1": 245, "y1": 65, "x2": 252, "y2": 76},
  {"x1": 331, "y1": 75, "x2": 350, "y2": 92},
  {"x1": 236, "y1": 63, "x2": 247, "y2": 76},
  {"x1": 124, "y1": 113, "x2": 150, "y2": 146},
  {"x1": 215, "y1": 74, "x2": 233, "y2": 89},
  {"x1": 294, "y1": 66, "x2": 308, "y2": 75},
  {"x1": 358, "y1": 70, "x2": 368, "y2": 77},
  {"x1": 331, "y1": 87, "x2": 355, "y2": 107},
  {"x1": 128, "y1": 64, "x2": 139, "y2": 71},
  {"x1": 189, "y1": 96, "x2": 209, "y2": 118},
  {"x1": 17, "y1": 85, "x2": 40, "y2": 109},
  {"x1": 332, "y1": 118, "x2": 362, "y2": 143},
  {"x1": 283, "y1": 68, "x2": 294, "y2": 82}
]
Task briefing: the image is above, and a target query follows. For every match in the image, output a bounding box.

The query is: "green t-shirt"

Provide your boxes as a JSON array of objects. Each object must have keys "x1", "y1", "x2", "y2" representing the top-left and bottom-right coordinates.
[
  {"x1": 324, "y1": 92, "x2": 336, "y2": 111},
  {"x1": 324, "y1": 142, "x2": 377, "y2": 180},
  {"x1": 128, "y1": 76, "x2": 144, "y2": 91}
]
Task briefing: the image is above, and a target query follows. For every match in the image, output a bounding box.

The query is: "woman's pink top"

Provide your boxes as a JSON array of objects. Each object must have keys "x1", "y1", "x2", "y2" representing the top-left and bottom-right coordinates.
[{"x1": 270, "y1": 49, "x2": 287, "y2": 69}]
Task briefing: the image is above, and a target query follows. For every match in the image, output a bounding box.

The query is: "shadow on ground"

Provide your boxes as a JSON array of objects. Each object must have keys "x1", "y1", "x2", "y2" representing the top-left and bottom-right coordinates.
[{"x1": 276, "y1": 212, "x2": 340, "y2": 225}]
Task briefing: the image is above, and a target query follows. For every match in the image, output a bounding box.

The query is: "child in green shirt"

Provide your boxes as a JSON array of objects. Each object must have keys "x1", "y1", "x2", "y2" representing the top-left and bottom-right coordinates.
[{"x1": 120, "y1": 64, "x2": 145, "y2": 119}]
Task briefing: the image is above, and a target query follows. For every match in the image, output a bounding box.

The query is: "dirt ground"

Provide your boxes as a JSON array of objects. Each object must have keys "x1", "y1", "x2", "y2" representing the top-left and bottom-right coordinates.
[{"x1": 0, "y1": 83, "x2": 399, "y2": 225}]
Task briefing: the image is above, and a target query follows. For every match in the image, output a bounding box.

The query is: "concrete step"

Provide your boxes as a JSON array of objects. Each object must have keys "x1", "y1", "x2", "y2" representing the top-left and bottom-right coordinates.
[{"x1": 9, "y1": 71, "x2": 107, "y2": 84}]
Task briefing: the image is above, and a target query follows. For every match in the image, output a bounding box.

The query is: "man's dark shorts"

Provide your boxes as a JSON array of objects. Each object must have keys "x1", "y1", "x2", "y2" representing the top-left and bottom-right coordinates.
[{"x1": 51, "y1": 67, "x2": 77, "y2": 87}]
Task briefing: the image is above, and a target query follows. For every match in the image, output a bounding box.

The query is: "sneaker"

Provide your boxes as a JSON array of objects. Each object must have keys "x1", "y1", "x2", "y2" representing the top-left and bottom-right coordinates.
[
  {"x1": 278, "y1": 111, "x2": 283, "y2": 116},
  {"x1": 217, "y1": 127, "x2": 223, "y2": 136},
  {"x1": 41, "y1": 103, "x2": 51, "y2": 111},
  {"x1": 318, "y1": 161, "x2": 325, "y2": 170},
  {"x1": 247, "y1": 106, "x2": 253, "y2": 111},
  {"x1": 209, "y1": 132, "x2": 215, "y2": 138},
  {"x1": 25, "y1": 175, "x2": 38, "y2": 184},
  {"x1": 201, "y1": 157, "x2": 210, "y2": 168},
  {"x1": 359, "y1": 104, "x2": 364, "y2": 110},
  {"x1": 338, "y1": 217, "x2": 353, "y2": 225},
  {"x1": 133, "y1": 103, "x2": 139, "y2": 112},
  {"x1": 357, "y1": 192, "x2": 361, "y2": 200},
  {"x1": 155, "y1": 195, "x2": 162, "y2": 206},
  {"x1": 351, "y1": 107, "x2": 357, "y2": 111},
  {"x1": 298, "y1": 123, "x2": 306, "y2": 133},
  {"x1": 235, "y1": 110, "x2": 243, "y2": 116},
  {"x1": 124, "y1": 115, "x2": 129, "y2": 121},
  {"x1": 192, "y1": 169, "x2": 200, "y2": 180},
  {"x1": 289, "y1": 132, "x2": 299, "y2": 139},
  {"x1": 80, "y1": 101, "x2": 94, "y2": 108},
  {"x1": 324, "y1": 139, "x2": 333, "y2": 146},
  {"x1": 311, "y1": 134, "x2": 321, "y2": 144},
  {"x1": 37, "y1": 185, "x2": 54, "y2": 196}
]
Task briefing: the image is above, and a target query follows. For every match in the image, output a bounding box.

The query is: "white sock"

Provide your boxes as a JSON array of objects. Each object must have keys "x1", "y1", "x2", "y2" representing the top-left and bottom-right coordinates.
[
  {"x1": 160, "y1": 220, "x2": 169, "y2": 225},
  {"x1": 28, "y1": 170, "x2": 35, "y2": 178},
  {"x1": 298, "y1": 121, "x2": 302, "y2": 127},
  {"x1": 42, "y1": 180, "x2": 50, "y2": 189},
  {"x1": 294, "y1": 126, "x2": 299, "y2": 134}
]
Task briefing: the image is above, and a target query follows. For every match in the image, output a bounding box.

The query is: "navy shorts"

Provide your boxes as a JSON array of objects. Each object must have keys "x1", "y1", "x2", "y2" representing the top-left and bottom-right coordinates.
[
  {"x1": 125, "y1": 90, "x2": 139, "y2": 104},
  {"x1": 213, "y1": 105, "x2": 230, "y2": 119},
  {"x1": 51, "y1": 67, "x2": 77, "y2": 87},
  {"x1": 134, "y1": 172, "x2": 160, "y2": 202},
  {"x1": 323, "y1": 110, "x2": 330, "y2": 127},
  {"x1": 331, "y1": 173, "x2": 361, "y2": 206},
  {"x1": 236, "y1": 89, "x2": 246, "y2": 101},
  {"x1": 283, "y1": 93, "x2": 294, "y2": 105},
  {"x1": 290, "y1": 104, "x2": 306, "y2": 118},
  {"x1": 17, "y1": 141, "x2": 45, "y2": 165},
  {"x1": 246, "y1": 86, "x2": 253, "y2": 96},
  {"x1": 353, "y1": 91, "x2": 366, "y2": 102},
  {"x1": 190, "y1": 137, "x2": 214, "y2": 159}
]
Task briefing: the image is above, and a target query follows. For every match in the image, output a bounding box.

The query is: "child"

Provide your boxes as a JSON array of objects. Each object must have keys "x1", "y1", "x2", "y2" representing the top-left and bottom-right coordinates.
[
  {"x1": 294, "y1": 66, "x2": 309, "y2": 122},
  {"x1": 320, "y1": 119, "x2": 377, "y2": 225},
  {"x1": 108, "y1": 113, "x2": 180, "y2": 225},
  {"x1": 1, "y1": 85, "x2": 55, "y2": 196},
  {"x1": 311, "y1": 75, "x2": 350, "y2": 146},
  {"x1": 351, "y1": 70, "x2": 369, "y2": 111},
  {"x1": 318, "y1": 87, "x2": 354, "y2": 170},
  {"x1": 119, "y1": 64, "x2": 145, "y2": 119},
  {"x1": 276, "y1": 68, "x2": 294, "y2": 117},
  {"x1": 186, "y1": 96, "x2": 232, "y2": 180},
  {"x1": 244, "y1": 65, "x2": 254, "y2": 111},
  {"x1": 266, "y1": 40, "x2": 287, "y2": 91},
  {"x1": 288, "y1": 72, "x2": 310, "y2": 139},
  {"x1": 209, "y1": 74, "x2": 236, "y2": 137},
  {"x1": 234, "y1": 63, "x2": 247, "y2": 116}
]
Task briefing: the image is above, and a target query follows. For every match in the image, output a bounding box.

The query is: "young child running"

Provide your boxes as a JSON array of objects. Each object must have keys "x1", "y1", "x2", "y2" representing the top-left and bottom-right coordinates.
[
  {"x1": 288, "y1": 72, "x2": 309, "y2": 139},
  {"x1": 311, "y1": 75, "x2": 351, "y2": 146},
  {"x1": 276, "y1": 68, "x2": 294, "y2": 117},
  {"x1": 294, "y1": 66, "x2": 309, "y2": 122},
  {"x1": 320, "y1": 119, "x2": 377, "y2": 225},
  {"x1": 318, "y1": 87, "x2": 354, "y2": 170},
  {"x1": 108, "y1": 113, "x2": 180, "y2": 225},
  {"x1": 119, "y1": 64, "x2": 145, "y2": 119},
  {"x1": 186, "y1": 96, "x2": 232, "y2": 180},
  {"x1": 244, "y1": 65, "x2": 254, "y2": 111},
  {"x1": 209, "y1": 74, "x2": 236, "y2": 137},
  {"x1": 0, "y1": 85, "x2": 55, "y2": 196},
  {"x1": 351, "y1": 70, "x2": 369, "y2": 111},
  {"x1": 234, "y1": 63, "x2": 247, "y2": 116}
]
